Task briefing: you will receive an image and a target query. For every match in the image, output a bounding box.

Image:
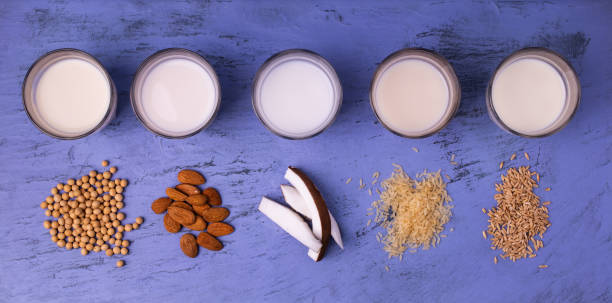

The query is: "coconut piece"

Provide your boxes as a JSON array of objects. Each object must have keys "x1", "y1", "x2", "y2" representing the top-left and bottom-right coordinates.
[
  {"x1": 258, "y1": 197, "x2": 322, "y2": 253},
  {"x1": 281, "y1": 184, "x2": 344, "y2": 249},
  {"x1": 284, "y1": 167, "x2": 331, "y2": 262},
  {"x1": 280, "y1": 184, "x2": 310, "y2": 216}
]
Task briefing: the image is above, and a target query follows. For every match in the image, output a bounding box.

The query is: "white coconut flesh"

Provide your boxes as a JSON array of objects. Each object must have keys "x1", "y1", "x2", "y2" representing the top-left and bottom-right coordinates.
[
  {"x1": 284, "y1": 167, "x2": 331, "y2": 262},
  {"x1": 258, "y1": 197, "x2": 323, "y2": 252},
  {"x1": 280, "y1": 184, "x2": 343, "y2": 249}
]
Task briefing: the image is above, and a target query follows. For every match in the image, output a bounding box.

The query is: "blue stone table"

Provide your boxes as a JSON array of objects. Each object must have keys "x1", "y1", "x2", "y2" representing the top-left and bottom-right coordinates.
[{"x1": 0, "y1": 1, "x2": 610, "y2": 302}]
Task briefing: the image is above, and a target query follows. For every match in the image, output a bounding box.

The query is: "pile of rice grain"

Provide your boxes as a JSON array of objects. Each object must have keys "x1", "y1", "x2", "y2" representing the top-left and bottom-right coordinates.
[
  {"x1": 485, "y1": 165, "x2": 550, "y2": 262},
  {"x1": 370, "y1": 165, "x2": 452, "y2": 258}
]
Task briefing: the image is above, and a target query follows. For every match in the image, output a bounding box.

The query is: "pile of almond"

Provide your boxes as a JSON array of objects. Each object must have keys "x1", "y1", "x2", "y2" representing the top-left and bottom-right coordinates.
[{"x1": 151, "y1": 169, "x2": 233, "y2": 258}]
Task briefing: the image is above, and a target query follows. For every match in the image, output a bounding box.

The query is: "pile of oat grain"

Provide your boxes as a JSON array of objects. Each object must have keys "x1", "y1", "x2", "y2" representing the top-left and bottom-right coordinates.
[{"x1": 485, "y1": 165, "x2": 550, "y2": 262}]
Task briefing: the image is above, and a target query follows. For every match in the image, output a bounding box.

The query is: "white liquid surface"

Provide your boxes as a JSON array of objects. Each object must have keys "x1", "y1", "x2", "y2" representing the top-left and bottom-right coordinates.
[
  {"x1": 259, "y1": 59, "x2": 335, "y2": 136},
  {"x1": 140, "y1": 58, "x2": 217, "y2": 136},
  {"x1": 374, "y1": 59, "x2": 450, "y2": 135},
  {"x1": 492, "y1": 58, "x2": 566, "y2": 134},
  {"x1": 35, "y1": 58, "x2": 110, "y2": 134}
]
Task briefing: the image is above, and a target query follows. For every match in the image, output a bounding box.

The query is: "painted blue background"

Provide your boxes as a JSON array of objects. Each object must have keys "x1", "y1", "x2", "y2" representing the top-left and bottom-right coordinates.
[{"x1": 0, "y1": 1, "x2": 611, "y2": 302}]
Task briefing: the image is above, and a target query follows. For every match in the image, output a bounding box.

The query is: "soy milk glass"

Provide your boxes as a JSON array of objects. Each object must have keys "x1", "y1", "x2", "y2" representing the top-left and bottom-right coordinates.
[{"x1": 22, "y1": 49, "x2": 117, "y2": 139}]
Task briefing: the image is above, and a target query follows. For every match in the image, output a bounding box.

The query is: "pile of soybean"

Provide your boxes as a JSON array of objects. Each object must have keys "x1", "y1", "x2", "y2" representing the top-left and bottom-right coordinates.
[{"x1": 40, "y1": 160, "x2": 144, "y2": 267}]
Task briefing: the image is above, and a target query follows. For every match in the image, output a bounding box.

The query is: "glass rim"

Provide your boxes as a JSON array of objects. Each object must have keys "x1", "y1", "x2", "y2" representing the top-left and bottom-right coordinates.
[
  {"x1": 251, "y1": 49, "x2": 343, "y2": 140},
  {"x1": 22, "y1": 48, "x2": 117, "y2": 140},
  {"x1": 486, "y1": 47, "x2": 581, "y2": 138},
  {"x1": 369, "y1": 48, "x2": 461, "y2": 138},
  {"x1": 130, "y1": 48, "x2": 222, "y2": 139}
]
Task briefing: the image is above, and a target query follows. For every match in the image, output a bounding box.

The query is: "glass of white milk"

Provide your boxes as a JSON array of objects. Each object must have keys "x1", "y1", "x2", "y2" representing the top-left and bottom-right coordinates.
[
  {"x1": 252, "y1": 49, "x2": 342, "y2": 139},
  {"x1": 131, "y1": 48, "x2": 221, "y2": 138},
  {"x1": 22, "y1": 49, "x2": 117, "y2": 139},
  {"x1": 370, "y1": 48, "x2": 461, "y2": 138},
  {"x1": 487, "y1": 47, "x2": 580, "y2": 137}
]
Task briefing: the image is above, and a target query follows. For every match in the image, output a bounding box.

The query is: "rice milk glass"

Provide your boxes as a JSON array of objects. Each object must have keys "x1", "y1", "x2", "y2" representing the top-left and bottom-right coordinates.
[{"x1": 370, "y1": 48, "x2": 461, "y2": 138}]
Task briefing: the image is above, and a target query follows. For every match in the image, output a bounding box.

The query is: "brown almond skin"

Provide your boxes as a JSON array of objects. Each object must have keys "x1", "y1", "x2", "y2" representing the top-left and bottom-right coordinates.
[
  {"x1": 203, "y1": 187, "x2": 222, "y2": 206},
  {"x1": 176, "y1": 184, "x2": 201, "y2": 195},
  {"x1": 170, "y1": 201, "x2": 193, "y2": 211},
  {"x1": 164, "y1": 213, "x2": 181, "y2": 233},
  {"x1": 202, "y1": 207, "x2": 229, "y2": 223},
  {"x1": 166, "y1": 188, "x2": 187, "y2": 201},
  {"x1": 197, "y1": 232, "x2": 223, "y2": 251},
  {"x1": 151, "y1": 197, "x2": 172, "y2": 214},
  {"x1": 192, "y1": 204, "x2": 211, "y2": 217},
  {"x1": 207, "y1": 222, "x2": 234, "y2": 237},
  {"x1": 180, "y1": 233, "x2": 198, "y2": 258},
  {"x1": 186, "y1": 194, "x2": 208, "y2": 206},
  {"x1": 178, "y1": 169, "x2": 206, "y2": 185},
  {"x1": 185, "y1": 216, "x2": 207, "y2": 231},
  {"x1": 168, "y1": 206, "x2": 196, "y2": 225}
]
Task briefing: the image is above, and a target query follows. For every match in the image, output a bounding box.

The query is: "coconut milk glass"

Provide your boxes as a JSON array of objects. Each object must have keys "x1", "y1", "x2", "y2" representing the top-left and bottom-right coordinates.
[
  {"x1": 252, "y1": 50, "x2": 342, "y2": 139},
  {"x1": 22, "y1": 49, "x2": 116, "y2": 139},
  {"x1": 487, "y1": 48, "x2": 580, "y2": 137},
  {"x1": 131, "y1": 49, "x2": 221, "y2": 138},
  {"x1": 370, "y1": 49, "x2": 460, "y2": 138}
]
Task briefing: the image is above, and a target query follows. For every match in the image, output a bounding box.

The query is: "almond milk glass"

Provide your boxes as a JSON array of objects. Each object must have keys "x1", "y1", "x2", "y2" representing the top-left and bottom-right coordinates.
[{"x1": 131, "y1": 49, "x2": 221, "y2": 138}]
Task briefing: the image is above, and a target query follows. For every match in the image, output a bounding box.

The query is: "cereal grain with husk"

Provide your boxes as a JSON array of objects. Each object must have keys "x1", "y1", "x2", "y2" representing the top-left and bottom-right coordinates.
[{"x1": 486, "y1": 166, "x2": 550, "y2": 262}]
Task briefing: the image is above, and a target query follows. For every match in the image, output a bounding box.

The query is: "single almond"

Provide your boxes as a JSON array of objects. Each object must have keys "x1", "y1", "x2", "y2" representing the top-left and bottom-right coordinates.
[
  {"x1": 185, "y1": 216, "x2": 207, "y2": 231},
  {"x1": 192, "y1": 204, "x2": 211, "y2": 217},
  {"x1": 202, "y1": 207, "x2": 229, "y2": 223},
  {"x1": 166, "y1": 187, "x2": 187, "y2": 201},
  {"x1": 197, "y1": 232, "x2": 223, "y2": 251},
  {"x1": 203, "y1": 187, "x2": 222, "y2": 206},
  {"x1": 163, "y1": 213, "x2": 181, "y2": 233},
  {"x1": 178, "y1": 169, "x2": 206, "y2": 185},
  {"x1": 151, "y1": 197, "x2": 172, "y2": 214},
  {"x1": 168, "y1": 206, "x2": 196, "y2": 225},
  {"x1": 207, "y1": 222, "x2": 234, "y2": 237},
  {"x1": 186, "y1": 194, "x2": 208, "y2": 206},
  {"x1": 171, "y1": 201, "x2": 193, "y2": 211},
  {"x1": 180, "y1": 233, "x2": 198, "y2": 258},
  {"x1": 176, "y1": 184, "x2": 201, "y2": 195}
]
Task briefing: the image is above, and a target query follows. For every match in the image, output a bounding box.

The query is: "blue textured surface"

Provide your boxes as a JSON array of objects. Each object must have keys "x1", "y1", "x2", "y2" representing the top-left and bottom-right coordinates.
[{"x1": 1, "y1": 1, "x2": 611, "y2": 302}]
